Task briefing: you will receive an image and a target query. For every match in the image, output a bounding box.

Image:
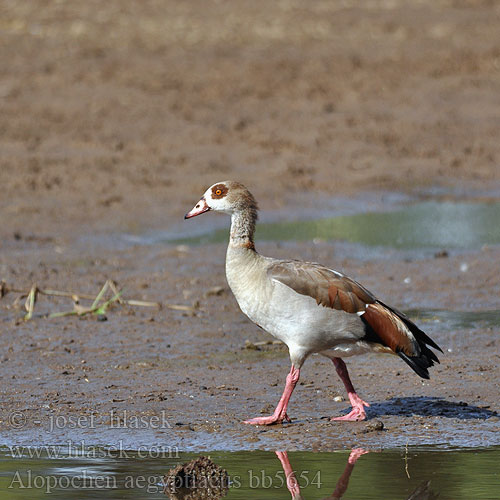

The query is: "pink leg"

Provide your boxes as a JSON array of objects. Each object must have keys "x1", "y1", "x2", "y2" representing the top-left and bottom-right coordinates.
[
  {"x1": 331, "y1": 358, "x2": 370, "y2": 421},
  {"x1": 243, "y1": 365, "x2": 300, "y2": 425},
  {"x1": 275, "y1": 451, "x2": 301, "y2": 499},
  {"x1": 332, "y1": 448, "x2": 369, "y2": 498}
]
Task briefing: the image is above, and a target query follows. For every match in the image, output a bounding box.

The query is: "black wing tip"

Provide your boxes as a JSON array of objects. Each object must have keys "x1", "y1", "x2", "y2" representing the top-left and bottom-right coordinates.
[
  {"x1": 424, "y1": 335, "x2": 444, "y2": 354},
  {"x1": 427, "y1": 347, "x2": 441, "y2": 364},
  {"x1": 397, "y1": 351, "x2": 435, "y2": 380}
]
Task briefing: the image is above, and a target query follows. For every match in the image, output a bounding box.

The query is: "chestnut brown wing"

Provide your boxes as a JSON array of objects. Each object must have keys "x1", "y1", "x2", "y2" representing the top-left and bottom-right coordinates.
[{"x1": 267, "y1": 260, "x2": 442, "y2": 377}]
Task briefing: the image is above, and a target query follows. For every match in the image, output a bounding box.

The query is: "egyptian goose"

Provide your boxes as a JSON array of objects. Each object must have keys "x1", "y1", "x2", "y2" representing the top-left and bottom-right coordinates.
[{"x1": 185, "y1": 181, "x2": 442, "y2": 425}]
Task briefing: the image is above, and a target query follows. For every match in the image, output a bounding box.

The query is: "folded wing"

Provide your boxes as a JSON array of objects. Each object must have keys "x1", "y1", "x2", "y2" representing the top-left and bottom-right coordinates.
[{"x1": 267, "y1": 260, "x2": 443, "y2": 379}]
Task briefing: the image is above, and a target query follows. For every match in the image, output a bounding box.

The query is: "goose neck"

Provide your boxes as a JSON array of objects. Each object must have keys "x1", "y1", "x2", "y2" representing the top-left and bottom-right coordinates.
[{"x1": 229, "y1": 208, "x2": 257, "y2": 250}]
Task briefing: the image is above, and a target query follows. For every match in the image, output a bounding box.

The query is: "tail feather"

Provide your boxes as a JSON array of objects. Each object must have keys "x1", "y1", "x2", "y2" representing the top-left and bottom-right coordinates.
[
  {"x1": 395, "y1": 310, "x2": 442, "y2": 379},
  {"x1": 379, "y1": 300, "x2": 443, "y2": 354},
  {"x1": 364, "y1": 300, "x2": 443, "y2": 380}
]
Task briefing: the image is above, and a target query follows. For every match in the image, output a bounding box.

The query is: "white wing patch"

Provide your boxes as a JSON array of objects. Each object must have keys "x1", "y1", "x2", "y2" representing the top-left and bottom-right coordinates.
[{"x1": 326, "y1": 267, "x2": 345, "y2": 278}]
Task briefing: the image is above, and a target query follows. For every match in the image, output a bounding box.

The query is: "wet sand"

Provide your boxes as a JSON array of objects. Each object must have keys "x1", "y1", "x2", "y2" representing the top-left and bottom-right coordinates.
[
  {"x1": 1, "y1": 0, "x2": 500, "y2": 451},
  {"x1": 1, "y1": 232, "x2": 499, "y2": 450}
]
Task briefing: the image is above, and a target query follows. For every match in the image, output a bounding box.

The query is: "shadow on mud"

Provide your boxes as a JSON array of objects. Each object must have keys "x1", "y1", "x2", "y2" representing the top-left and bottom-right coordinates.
[{"x1": 367, "y1": 396, "x2": 497, "y2": 420}]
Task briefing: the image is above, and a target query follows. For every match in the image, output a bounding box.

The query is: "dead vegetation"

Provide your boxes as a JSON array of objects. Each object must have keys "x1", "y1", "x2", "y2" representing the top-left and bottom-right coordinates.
[{"x1": 0, "y1": 279, "x2": 198, "y2": 321}]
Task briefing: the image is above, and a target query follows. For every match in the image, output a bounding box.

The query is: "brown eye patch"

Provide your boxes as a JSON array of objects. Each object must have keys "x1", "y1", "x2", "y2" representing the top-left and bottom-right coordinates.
[{"x1": 211, "y1": 184, "x2": 228, "y2": 199}]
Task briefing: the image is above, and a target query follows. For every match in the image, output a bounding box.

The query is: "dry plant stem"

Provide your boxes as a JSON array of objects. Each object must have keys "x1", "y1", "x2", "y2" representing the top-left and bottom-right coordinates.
[
  {"x1": 8, "y1": 285, "x2": 160, "y2": 307},
  {"x1": 95, "y1": 290, "x2": 123, "y2": 314},
  {"x1": 126, "y1": 299, "x2": 159, "y2": 308},
  {"x1": 24, "y1": 284, "x2": 38, "y2": 321},
  {"x1": 164, "y1": 303, "x2": 196, "y2": 312},
  {"x1": 2, "y1": 281, "x2": 165, "y2": 318},
  {"x1": 108, "y1": 280, "x2": 125, "y2": 304},
  {"x1": 49, "y1": 290, "x2": 122, "y2": 318},
  {"x1": 39, "y1": 289, "x2": 96, "y2": 300},
  {"x1": 91, "y1": 281, "x2": 110, "y2": 309}
]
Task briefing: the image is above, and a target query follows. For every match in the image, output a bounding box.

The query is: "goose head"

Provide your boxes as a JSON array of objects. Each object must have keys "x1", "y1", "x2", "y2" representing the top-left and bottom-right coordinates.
[{"x1": 184, "y1": 181, "x2": 258, "y2": 219}]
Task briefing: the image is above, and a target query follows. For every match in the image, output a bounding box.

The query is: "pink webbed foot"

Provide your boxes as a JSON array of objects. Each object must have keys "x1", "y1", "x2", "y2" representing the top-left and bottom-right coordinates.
[
  {"x1": 331, "y1": 394, "x2": 370, "y2": 422},
  {"x1": 347, "y1": 448, "x2": 370, "y2": 464},
  {"x1": 243, "y1": 412, "x2": 291, "y2": 426},
  {"x1": 331, "y1": 406, "x2": 367, "y2": 421},
  {"x1": 244, "y1": 365, "x2": 299, "y2": 425}
]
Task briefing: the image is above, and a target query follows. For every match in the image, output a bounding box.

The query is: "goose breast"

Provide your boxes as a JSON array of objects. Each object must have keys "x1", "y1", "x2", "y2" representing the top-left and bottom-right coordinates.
[{"x1": 226, "y1": 250, "x2": 365, "y2": 354}]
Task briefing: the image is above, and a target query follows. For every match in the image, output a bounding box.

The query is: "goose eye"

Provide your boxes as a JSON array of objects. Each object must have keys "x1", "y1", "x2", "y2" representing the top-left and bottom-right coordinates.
[{"x1": 215, "y1": 189, "x2": 222, "y2": 196}]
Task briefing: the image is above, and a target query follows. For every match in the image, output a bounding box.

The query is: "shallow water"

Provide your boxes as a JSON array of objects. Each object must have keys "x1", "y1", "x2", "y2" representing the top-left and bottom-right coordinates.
[
  {"x1": 167, "y1": 201, "x2": 500, "y2": 249},
  {"x1": 1, "y1": 446, "x2": 499, "y2": 499},
  {"x1": 407, "y1": 309, "x2": 500, "y2": 331}
]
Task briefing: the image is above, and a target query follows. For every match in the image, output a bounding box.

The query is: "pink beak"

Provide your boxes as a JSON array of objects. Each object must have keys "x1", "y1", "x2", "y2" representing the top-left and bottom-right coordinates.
[{"x1": 184, "y1": 197, "x2": 211, "y2": 219}]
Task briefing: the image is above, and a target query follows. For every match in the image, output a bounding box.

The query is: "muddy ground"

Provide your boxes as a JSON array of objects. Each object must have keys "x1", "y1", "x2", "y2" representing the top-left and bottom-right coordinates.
[{"x1": 0, "y1": 0, "x2": 499, "y2": 451}]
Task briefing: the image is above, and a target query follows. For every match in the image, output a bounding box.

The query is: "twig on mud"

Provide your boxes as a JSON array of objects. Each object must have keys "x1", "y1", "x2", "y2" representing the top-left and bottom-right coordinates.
[
  {"x1": 127, "y1": 299, "x2": 160, "y2": 308},
  {"x1": 49, "y1": 289, "x2": 122, "y2": 318},
  {"x1": 24, "y1": 284, "x2": 38, "y2": 321},
  {"x1": 108, "y1": 280, "x2": 125, "y2": 305},
  {"x1": 47, "y1": 290, "x2": 94, "y2": 301},
  {"x1": 94, "y1": 289, "x2": 123, "y2": 315},
  {"x1": 163, "y1": 303, "x2": 197, "y2": 312},
  {"x1": 91, "y1": 281, "x2": 110, "y2": 310},
  {"x1": 1, "y1": 280, "x2": 165, "y2": 320},
  {"x1": 243, "y1": 339, "x2": 284, "y2": 349},
  {"x1": 40, "y1": 287, "x2": 157, "y2": 309}
]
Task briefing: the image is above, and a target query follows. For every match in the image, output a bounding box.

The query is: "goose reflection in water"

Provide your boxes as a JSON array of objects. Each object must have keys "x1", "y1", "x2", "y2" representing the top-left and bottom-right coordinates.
[{"x1": 275, "y1": 449, "x2": 438, "y2": 500}]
